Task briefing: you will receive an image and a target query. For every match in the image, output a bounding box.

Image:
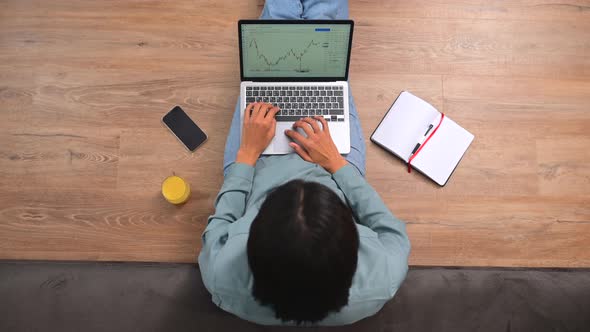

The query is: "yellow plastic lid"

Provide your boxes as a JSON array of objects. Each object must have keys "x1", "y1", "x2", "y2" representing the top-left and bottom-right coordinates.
[{"x1": 162, "y1": 176, "x2": 190, "y2": 204}]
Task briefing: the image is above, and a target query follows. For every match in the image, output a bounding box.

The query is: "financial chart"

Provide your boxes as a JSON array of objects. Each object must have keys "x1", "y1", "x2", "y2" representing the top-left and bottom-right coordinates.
[{"x1": 241, "y1": 24, "x2": 351, "y2": 78}]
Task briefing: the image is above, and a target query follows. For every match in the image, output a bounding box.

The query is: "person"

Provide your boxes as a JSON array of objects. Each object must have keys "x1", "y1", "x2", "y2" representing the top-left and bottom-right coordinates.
[{"x1": 198, "y1": 0, "x2": 410, "y2": 326}]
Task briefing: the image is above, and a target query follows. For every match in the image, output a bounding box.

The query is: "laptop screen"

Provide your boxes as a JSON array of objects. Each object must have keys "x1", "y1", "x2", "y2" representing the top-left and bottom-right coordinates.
[{"x1": 239, "y1": 20, "x2": 353, "y2": 81}]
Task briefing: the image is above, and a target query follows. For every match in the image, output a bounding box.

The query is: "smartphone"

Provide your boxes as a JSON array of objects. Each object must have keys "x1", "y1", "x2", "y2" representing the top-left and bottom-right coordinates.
[{"x1": 162, "y1": 106, "x2": 207, "y2": 152}]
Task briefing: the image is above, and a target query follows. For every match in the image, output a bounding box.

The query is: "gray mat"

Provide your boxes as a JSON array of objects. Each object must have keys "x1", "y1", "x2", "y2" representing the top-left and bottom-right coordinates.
[{"x1": 1, "y1": 261, "x2": 589, "y2": 332}]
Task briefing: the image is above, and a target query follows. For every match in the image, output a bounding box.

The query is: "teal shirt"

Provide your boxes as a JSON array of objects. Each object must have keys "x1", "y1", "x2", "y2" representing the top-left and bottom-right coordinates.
[{"x1": 198, "y1": 154, "x2": 410, "y2": 326}]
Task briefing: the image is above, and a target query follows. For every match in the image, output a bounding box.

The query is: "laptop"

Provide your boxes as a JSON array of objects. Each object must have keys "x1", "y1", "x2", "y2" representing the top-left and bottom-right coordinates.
[{"x1": 238, "y1": 20, "x2": 354, "y2": 154}]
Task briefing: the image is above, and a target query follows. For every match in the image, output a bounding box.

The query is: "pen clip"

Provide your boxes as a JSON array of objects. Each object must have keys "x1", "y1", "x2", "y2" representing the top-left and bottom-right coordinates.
[
  {"x1": 411, "y1": 143, "x2": 421, "y2": 155},
  {"x1": 424, "y1": 124, "x2": 434, "y2": 136}
]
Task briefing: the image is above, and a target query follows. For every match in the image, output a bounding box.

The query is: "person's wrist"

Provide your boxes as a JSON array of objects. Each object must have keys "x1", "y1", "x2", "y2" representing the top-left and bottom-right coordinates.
[
  {"x1": 236, "y1": 148, "x2": 259, "y2": 166},
  {"x1": 325, "y1": 156, "x2": 347, "y2": 174}
]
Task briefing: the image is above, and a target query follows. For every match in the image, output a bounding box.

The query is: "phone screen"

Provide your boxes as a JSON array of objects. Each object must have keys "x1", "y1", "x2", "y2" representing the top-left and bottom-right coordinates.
[{"x1": 163, "y1": 106, "x2": 207, "y2": 152}]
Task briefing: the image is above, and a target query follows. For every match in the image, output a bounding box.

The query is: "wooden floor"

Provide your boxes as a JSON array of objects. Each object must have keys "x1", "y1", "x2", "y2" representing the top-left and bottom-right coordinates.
[{"x1": 0, "y1": 0, "x2": 589, "y2": 267}]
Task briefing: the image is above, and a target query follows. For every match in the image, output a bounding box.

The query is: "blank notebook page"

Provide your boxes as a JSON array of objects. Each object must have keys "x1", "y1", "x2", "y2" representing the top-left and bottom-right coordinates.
[
  {"x1": 412, "y1": 117, "x2": 475, "y2": 186},
  {"x1": 371, "y1": 91, "x2": 439, "y2": 162}
]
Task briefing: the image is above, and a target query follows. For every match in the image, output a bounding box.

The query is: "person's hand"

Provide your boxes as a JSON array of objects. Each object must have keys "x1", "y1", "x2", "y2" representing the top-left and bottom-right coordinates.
[
  {"x1": 236, "y1": 102, "x2": 279, "y2": 166},
  {"x1": 285, "y1": 116, "x2": 347, "y2": 174}
]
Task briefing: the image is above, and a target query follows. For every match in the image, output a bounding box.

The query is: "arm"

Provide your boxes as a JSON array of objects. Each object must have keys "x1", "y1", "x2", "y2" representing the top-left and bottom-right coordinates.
[
  {"x1": 198, "y1": 162, "x2": 254, "y2": 293},
  {"x1": 332, "y1": 164, "x2": 410, "y2": 289}
]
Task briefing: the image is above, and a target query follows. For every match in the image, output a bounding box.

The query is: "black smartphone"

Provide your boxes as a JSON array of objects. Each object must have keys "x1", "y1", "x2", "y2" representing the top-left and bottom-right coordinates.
[{"x1": 162, "y1": 106, "x2": 207, "y2": 152}]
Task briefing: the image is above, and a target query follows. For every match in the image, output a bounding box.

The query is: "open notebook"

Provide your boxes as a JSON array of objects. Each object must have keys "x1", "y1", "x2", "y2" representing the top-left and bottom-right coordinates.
[{"x1": 371, "y1": 91, "x2": 474, "y2": 186}]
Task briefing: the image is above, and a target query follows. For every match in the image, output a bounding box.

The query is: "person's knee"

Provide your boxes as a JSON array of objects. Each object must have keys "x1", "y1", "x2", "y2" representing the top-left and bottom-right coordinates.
[
  {"x1": 301, "y1": 0, "x2": 349, "y2": 20},
  {"x1": 262, "y1": 0, "x2": 303, "y2": 19}
]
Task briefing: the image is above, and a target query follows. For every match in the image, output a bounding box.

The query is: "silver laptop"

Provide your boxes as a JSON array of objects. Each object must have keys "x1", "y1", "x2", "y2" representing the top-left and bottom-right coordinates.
[{"x1": 238, "y1": 20, "x2": 354, "y2": 154}]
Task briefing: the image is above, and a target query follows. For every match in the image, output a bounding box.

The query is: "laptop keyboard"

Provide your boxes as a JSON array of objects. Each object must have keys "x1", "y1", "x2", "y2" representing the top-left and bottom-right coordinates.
[{"x1": 245, "y1": 85, "x2": 345, "y2": 122}]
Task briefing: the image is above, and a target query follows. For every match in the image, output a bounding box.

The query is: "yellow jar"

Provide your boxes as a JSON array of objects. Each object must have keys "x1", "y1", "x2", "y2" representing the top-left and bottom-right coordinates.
[{"x1": 162, "y1": 175, "x2": 191, "y2": 204}]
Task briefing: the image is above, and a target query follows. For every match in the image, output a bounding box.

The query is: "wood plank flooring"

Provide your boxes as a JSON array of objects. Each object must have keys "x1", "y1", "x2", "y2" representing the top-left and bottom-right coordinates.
[{"x1": 0, "y1": 0, "x2": 589, "y2": 266}]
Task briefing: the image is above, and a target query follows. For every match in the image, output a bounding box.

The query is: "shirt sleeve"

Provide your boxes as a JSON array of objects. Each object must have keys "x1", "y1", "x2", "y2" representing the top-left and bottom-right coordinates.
[
  {"x1": 198, "y1": 162, "x2": 255, "y2": 294},
  {"x1": 332, "y1": 164, "x2": 411, "y2": 293}
]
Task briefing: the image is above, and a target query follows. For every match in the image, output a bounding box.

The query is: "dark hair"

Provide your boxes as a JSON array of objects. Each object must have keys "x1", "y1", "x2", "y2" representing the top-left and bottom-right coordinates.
[{"x1": 247, "y1": 180, "x2": 359, "y2": 324}]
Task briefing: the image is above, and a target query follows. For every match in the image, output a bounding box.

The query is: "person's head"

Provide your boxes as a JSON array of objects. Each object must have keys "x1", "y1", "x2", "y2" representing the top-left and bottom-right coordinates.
[{"x1": 247, "y1": 180, "x2": 359, "y2": 324}]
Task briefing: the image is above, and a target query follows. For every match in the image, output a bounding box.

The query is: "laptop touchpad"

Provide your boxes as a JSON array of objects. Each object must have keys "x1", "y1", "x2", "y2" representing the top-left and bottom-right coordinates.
[{"x1": 273, "y1": 122, "x2": 296, "y2": 153}]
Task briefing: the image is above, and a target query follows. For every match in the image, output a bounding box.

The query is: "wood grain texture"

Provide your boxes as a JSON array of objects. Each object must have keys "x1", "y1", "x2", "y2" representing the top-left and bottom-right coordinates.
[{"x1": 0, "y1": 0, "x2": 589, "y2": 267}]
